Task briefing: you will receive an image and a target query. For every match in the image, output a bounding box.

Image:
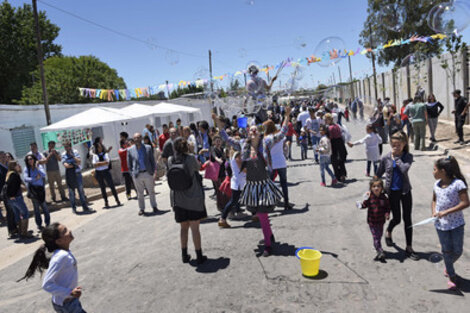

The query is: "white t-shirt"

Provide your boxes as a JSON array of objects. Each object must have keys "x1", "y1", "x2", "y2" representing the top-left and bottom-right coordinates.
[
  {"x1": 92, "y1": 153, "x2": 110, "y2": 171},
  {"x1": 297, "y1": 111, "x2": 310, "y2": 128},
  {"x1": 434, "y1": 178, "x2": 467, "y2": 231},
  {"x1": 230, "y1": 157, "x2": 246, "y2": 190}
]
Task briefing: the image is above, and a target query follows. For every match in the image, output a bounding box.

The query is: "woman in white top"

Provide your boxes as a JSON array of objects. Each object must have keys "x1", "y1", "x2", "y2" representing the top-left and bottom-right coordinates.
[
  {"x1": 18, "y1": 223, "x2": 86, "y2": 313},
  {"x1": 92, "y1": 142, "x2": 121, "y2": 208},
  {"x1": 183, "y1": 126, "x2": 198, "y2": 155},
  {"x1": 263, "y1": 115, "x2": 292, "y2": 210},
  {"x1": 218, "y1": 150, "x2": 247, "y2": 228},
  {"x1": 348, "y1": 124, "x2": 383, "y2": 176}
]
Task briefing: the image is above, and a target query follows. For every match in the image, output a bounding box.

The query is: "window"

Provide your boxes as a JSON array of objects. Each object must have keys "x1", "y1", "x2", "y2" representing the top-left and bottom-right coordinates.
[
  {"x1": 154, "y1": 117, "x2": 162, "y2": 128},
  {"x1": 11, "y1": 126, "x2": 35, "y2": 158},
  {"x1": 188, "y1": 113, "x2": 195, "y2": 122}
]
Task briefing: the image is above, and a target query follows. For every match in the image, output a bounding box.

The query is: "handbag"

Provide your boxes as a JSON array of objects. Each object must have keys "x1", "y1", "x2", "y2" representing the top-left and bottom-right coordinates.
[
  {"x1": 219, "y1": 176, "x2": 232, "y2": 197},
  {"x1": 204, "y1": 161, "x2": 220, "y2": 181}
]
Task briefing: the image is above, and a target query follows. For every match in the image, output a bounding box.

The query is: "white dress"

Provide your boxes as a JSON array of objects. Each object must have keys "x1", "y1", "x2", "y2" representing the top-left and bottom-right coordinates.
[{"x1": 353, "y1": 132, "x2": 382, "y2": 161}]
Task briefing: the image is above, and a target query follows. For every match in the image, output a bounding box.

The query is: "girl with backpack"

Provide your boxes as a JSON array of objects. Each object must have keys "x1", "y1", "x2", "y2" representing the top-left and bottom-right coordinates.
[
  {"x1": 18, "y1": 223, "x2": 87, "y2": 312},
  {"x1": 24, "y1": 154, "x2": 50, "y2": 232},
  {"x1": 168, "y1": 137, "x2": 208, "y2": 264}
]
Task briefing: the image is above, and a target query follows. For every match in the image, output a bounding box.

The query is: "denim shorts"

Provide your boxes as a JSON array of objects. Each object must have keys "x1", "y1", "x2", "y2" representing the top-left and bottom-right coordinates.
[{"x1": 52, "y1": 298, "x2": 86, "y2": 313}]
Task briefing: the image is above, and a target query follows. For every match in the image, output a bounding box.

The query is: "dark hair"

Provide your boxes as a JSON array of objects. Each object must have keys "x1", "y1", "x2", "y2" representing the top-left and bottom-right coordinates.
[
  {"x1": 173, "y1": 137, "x2": 189, "y2": 155},
  {"x1": 24, "y1": 154, "x2": 38, "y2": 171},
  {"x1": 93, "y1": 137, "x2": 101, "y2": 145},
  {"x1": 120, "y1": 132, "x2": 129, "y2": 139},
  {"x1": 189, "y1": 123, "x2": 199, "y2": 137},
  {"x1": 162, "y1": 124, "x2": 168, "y2": 129},
  {"x1": 18, "y1": 223, "x2": 61, "y2": 282},
  {"x1": 453, "y1": 89, "x2": 461, "y2": 96},
  {"x1": 319, "y1": 124, "x2": 328, "y2": 133},
  {"x1": 93, "y1": 142, "x2": 104, "y2": 154},
  {"x1": 120, "y1": 139, "x2": 126, "y2": 148},
  {"x1": 176, "y1": 118, "x2": 181, "y2": 123},
  {"x1": 48, "y1": 141, "x2": 56, "y2": 146},
  {"x1": 413, "y1": 95, "x2": 422, "y2": 103},
  {"x1": 143, "y1": 135, "x2": 151, "y2": 145},
  {"x1": 435, "y1": 156, "x2": 467, "y2": 186},
  {"x1": 366, "y1": 124, "x2": 375, "y2": 132},
  {"x1": 369, "y1": 177, "x2": 384, "y2": 190},
  {"x1": 199, "y1": 120, "x2": 209, "y2": 131}
]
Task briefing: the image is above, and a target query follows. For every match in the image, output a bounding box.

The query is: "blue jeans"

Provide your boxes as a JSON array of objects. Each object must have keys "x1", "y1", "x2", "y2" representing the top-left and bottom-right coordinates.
[
  {"x1": 366, "y1": 161, "x2": 379, "y2": 175},
  {"x1": 319, "y1": 155, "x2": 335, "y2": 183},
  {"x1": 271, "y1": 167, "x2": 289, "y2": 204},
  {"x1": 221, "y1": 189, "x2": 242, "y2": 220},
  {"x1": 436, "y1": 225, "x2": 464, "y2": 277},
  {"x1": 300, "y1": 143, "x2": 308, "y2": 159},
  {"x1": 52, "y1": 298, "x2": 87, "y2": 313},
  {"x1": 311, "y1": 136, "x2": 319, "y2": 161},
  {"x1": 69, "y1": 172, "x2": 89, "y2": 210},
  {"x1": 7, "y1": 196, "x2": 29, "y2": 223},
  {"x1": 32, "y1": 198, "x2": 50, "y2": 228}
]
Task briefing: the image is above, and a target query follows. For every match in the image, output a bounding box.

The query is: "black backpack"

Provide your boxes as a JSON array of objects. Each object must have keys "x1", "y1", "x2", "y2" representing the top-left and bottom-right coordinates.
[{"x1": 167, "y1": 156, "x2": 193, "y2": 191}]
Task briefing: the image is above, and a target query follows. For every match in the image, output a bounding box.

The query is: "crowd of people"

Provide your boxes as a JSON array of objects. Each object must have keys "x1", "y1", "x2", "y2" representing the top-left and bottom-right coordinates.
[{"x1": 2, "y1": 83, "x2": 469, "y2": 312}]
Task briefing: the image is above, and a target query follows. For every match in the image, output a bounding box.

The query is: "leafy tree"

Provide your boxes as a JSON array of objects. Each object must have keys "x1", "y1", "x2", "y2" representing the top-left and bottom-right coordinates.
[
  {"x1": 439, "y1": 34, "x2": 467, "y2": 91},
  {"x1": 359, "y1": 0, "x2": 446, "y2": 68},
  {"x1": 18, "y1": 55, "x2": 126, "y2": 104},
  {"x1": 169, "y1": 84, "x2": 204, "y2": 99},
  {"x1": 0, "y1": 1, "x2": 61, "y2": 103}
]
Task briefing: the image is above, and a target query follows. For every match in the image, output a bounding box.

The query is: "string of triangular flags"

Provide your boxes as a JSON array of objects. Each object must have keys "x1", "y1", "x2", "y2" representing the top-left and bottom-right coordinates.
[{"x1": 78, "y1": 33, "x2": 447, "y2": 101}]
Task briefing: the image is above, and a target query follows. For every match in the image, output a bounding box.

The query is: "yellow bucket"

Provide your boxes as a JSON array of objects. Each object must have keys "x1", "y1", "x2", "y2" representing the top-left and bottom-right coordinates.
[{"x1": 296, "y1": 247, "x2": 322, "y2": 277}]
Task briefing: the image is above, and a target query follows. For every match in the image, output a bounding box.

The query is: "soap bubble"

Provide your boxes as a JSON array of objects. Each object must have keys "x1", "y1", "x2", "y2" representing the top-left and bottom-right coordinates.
[
  {"x1": 380, "y1": 4, "x2": 406, "y2": 32},
  {"x1": 293, "y1": 36, "x2": 307, "y2": 50},
  {"x1": 429, "y1": 253, "x2": 443, "y2": 263},
  {"x1": 193, "y1": 66, "x2": 209, "y2": 81},
  {"x1": 165, "y1": 50, "x2": 180, "y2": 66},
  {"x1": 291, "y1": 65, "x2": 306, "y2": 81},
  {"x1": 146, "y1": 37, "x2": 158, "y2": 51},
  {"x1": 313, "y1": 37, "x2": 346, "y2": 68},
  {"x1": 238, "y1": 48, "x2": 248, "y2": 58},
  {"x1": 245, "y1": 0, "x2": 255, "y2": 5},
  {"x1": 401, "y1": 52, "x2": 427, "y2": 85},
  {"x1": 429, "y1": 1, "x2": 470, "y2": 35}
]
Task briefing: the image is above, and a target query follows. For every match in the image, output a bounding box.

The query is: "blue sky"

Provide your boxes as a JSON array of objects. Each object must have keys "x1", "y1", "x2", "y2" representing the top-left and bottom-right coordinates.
[{"x1": 12, "y1": 0, "x2": 470, "y2": 92}]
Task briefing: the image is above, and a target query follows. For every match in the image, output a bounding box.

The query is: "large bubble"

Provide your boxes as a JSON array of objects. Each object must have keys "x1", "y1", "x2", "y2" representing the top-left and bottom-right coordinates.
[
  {"x1": 313, "y1": 37, "x2": 346, "y2": 68},
  {"x1": 238, "y1": 48, "x2": 248, "y2": 58},
  {"x1": 193, "y1": 66, "x2": 209, "y2": 81},
  {"x1": 429, "y1": 1, "x2": 470, "y2": 35},
  {"x1": 291, "y1": 65, "x2": 306, "y2": 81},
  {"x1": 165, "y1": 50, "x2": 180, "y2": 66},
  {"x1": 401, "y1": 52, "x2": 427, "y2": 85},
  {"x1": 293, "y1": 36, "x2": 307, "y2": 50},
  {"x1": 146, "y1": 37, "x2": 158, "y2": 51},
  {"x1": 380, "y1": 4, "x2": 407, "y2": 32}
]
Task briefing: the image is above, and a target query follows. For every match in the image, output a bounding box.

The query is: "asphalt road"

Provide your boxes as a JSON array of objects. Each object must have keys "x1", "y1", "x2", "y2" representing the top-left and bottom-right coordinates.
[{"x1": 1, "y1": 118, "x2": 469, "y2": 313}]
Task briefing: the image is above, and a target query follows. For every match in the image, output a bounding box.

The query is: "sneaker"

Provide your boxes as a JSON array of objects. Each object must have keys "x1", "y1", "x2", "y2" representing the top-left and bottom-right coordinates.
[
  {"x1": 104, "y1": 201, "x2": 110, "y2": 208},
  {"x1": 138, "y1": 210, "x2": 144, "y2": 216},
  {"x1": 218, "y1": 220, "x2": 231, "y2": 228},
  {"x1": 331, "y1": 179, "x2": 338, "y2": 185},
  {"x1": 152, "y1": 207, "x2": 159, "y2": 213},
  {"x1": 320, "y1": 182, "x2": 326, "y2": 187},
  {"x1": 262, "y1": 246, "x2": 272, "y2": 257},
  {"x1": 182, "y1": 254, "x2": 191, "y2": 263},
  {"x1": 459, "y1": 141, "x2": 465, "y2": 145},
  {"x1": 126, "y1": 195, "x2": 132, "y2": 201},
  {"x1": 284, "y1": 202, "x2": 294, "y2": 210},
  {"x1": 232, "y1": 211, "x2": 249, "y2": 220},
  {"x1": 251, "y1": 215, "x2": 259, "y2": 222},
  {"x1": 365, "y1": 172, "x2": 370, "y2": 177},
  {"x1": 72, "y1": 207, "x2": 77, "y2": 214},
  {"x1": 116, "y1": 200, "x2": 122, "y2": 206},
  {"x1": 378, "y1": 250, "x2": 385, "y2": 262},
  {"x1": 406, "y1": 248, "x2": 419, "y2": 261},
  {"x1": 453, "y1": 140, "x2": 461, "y2": 144}
]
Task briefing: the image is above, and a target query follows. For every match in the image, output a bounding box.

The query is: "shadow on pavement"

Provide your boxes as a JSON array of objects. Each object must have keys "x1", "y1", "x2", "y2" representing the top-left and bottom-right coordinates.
[
  {"x1": 270, "y1": 204, "x2": 309, "y2": 218},
  {"x1": 144, "y1": 210, "x2": 171, "y2": 217},
  {"x1": 385, "y1": 245, "x2": 441, "y2": 263},
  {"x1": 75, "y1": 209, "x2": 97, "y2": 216},
  {"x1": 192, "y1": 257, "x2": 230, "y2": 273},
  {"x1": 254, "y1": 241, "x2": 297, "y2": 257},
  {"x1": 14, "y1": 236, "x2": 41, "y2": 244},
  {"x1": 200, "y1": 216, "x2": 220, "y2": 224},
  {"x1": 302, "y1": 270, "x2": 329, "y2": 280}
]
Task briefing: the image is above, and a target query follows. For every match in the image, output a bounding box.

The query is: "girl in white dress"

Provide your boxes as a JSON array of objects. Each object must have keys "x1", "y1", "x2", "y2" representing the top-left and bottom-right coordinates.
[{"x1": 348, "y1": 124, "x2": 383, "y2": 176}]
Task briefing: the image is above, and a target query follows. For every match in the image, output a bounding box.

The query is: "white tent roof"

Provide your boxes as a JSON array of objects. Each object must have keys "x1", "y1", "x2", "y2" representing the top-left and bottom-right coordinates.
[
  {"x1": 40, "y1": 107, "x2": 134, "y2": 132},
  {"x1": 118, "y1": 103, "x2": 156, "y2": 118},
  {"x1": 152, "y1": 102, "x2": 200, "y2": 113}
]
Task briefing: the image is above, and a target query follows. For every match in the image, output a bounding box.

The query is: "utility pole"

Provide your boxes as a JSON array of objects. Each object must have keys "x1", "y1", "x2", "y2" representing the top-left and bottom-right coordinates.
[
  {"x1": 265, "y1": 64, "x2": 270, "y2": 82},
  {"x1": 368, "y1": 23, "x2": 378, "y2": 101},
  {"x1": 332, "y1": 72, "x2": 336, "y2": 85},
  {"x1": 208, "y1": 50, "x2": 213, "y2": 93},
  {"x1": 165, "y1": 80, "x2": 170, "y2": 99},
  {"x1": 348, "y1": 55, "x2": 354, "y2": 99},
  {"x1": 338, "y1": 66, "x2": 342, "y2": 83},
  {"x1": 32, "y1": 0, "x2": 51, "y2": 125}
]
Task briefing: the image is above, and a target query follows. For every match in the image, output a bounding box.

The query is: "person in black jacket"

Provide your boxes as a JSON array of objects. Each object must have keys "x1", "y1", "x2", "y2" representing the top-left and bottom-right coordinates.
[
  {"x1": 452, "y1": 90, "x2": 469, "y2": 145},
  {"x1": 0, "y1": 151, "x2": 18, "y2": 237},
  {"x1": 426, "y1": 94, "x2": 444, "y2": 143}
]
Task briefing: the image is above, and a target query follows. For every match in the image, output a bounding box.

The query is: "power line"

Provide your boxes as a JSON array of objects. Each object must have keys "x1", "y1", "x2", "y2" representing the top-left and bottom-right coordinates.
[{"x1": 37, "y1": 0, "x2": 205, "y2": 58}]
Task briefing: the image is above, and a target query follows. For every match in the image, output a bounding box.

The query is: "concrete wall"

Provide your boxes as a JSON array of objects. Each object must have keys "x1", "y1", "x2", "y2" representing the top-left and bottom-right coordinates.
[{"x1": 334, "y1": 49, "x2": 469, "y2": 119}]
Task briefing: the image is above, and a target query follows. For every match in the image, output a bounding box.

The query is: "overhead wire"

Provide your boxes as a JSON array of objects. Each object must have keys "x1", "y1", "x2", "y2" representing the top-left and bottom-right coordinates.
[{"x1": 37, "y1": 0, "x2": 205, "y2": 58}]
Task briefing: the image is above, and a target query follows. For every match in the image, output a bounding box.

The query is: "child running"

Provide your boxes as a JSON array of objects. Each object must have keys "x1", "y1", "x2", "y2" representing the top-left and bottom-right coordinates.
[
  {"x1": 347, "y1": 124, "x2": 383, "y2": 176},
  {"x1": 18, "y1": 223, "x2": 86, "y2": 312},
  {"x1": 431, "y1": 156, "x2": 469, "y2": 289},
  {"x1": 317, "y1": 125, "x2": 337, "y2": 187},
  {"x1": 359, "y1": 177, "x2": 390, "y2": 262}
]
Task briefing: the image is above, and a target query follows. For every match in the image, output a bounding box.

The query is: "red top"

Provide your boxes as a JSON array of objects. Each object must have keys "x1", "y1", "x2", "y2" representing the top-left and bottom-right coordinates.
[
  {"x1": 400, "y1": 106, "x2": 408, "y2": 121},
  {"x1": 361, "y1": 193, "x2": 390, "y2": 225},
  {"x1": 286, "y1": 122, "x2": 298, "y2": 137},
  {"x1": 328, "y1": 124, "x2": 342, "y2": 139},
  {"x1": 118, "y1": 148, "x2": 129, "y2": 172},
  {"x1": 158, "y1": 133, "x2": 170, "y2": 151}
]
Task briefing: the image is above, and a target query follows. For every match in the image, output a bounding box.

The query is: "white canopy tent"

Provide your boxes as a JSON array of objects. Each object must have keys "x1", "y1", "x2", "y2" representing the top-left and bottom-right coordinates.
[{"x1": 40, "y1": 107, "x2": 136, "y2": 159}]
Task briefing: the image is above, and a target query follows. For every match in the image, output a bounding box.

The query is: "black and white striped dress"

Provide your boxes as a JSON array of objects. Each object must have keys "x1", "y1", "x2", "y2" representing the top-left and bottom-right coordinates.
[{"x1": 239, "y1": 154, "x2": 283, "y2": 213}]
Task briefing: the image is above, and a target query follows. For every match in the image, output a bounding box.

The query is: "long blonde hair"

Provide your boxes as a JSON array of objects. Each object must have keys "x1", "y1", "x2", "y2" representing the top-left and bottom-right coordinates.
[{"x1": 6, "y1": 160, "x2": 18, "y2": 182}]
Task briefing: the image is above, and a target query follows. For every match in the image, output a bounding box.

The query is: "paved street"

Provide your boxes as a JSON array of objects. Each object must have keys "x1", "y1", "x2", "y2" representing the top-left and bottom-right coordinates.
[{"x1": 1, "y1": 118, "x2": 469, "y2": 313}]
